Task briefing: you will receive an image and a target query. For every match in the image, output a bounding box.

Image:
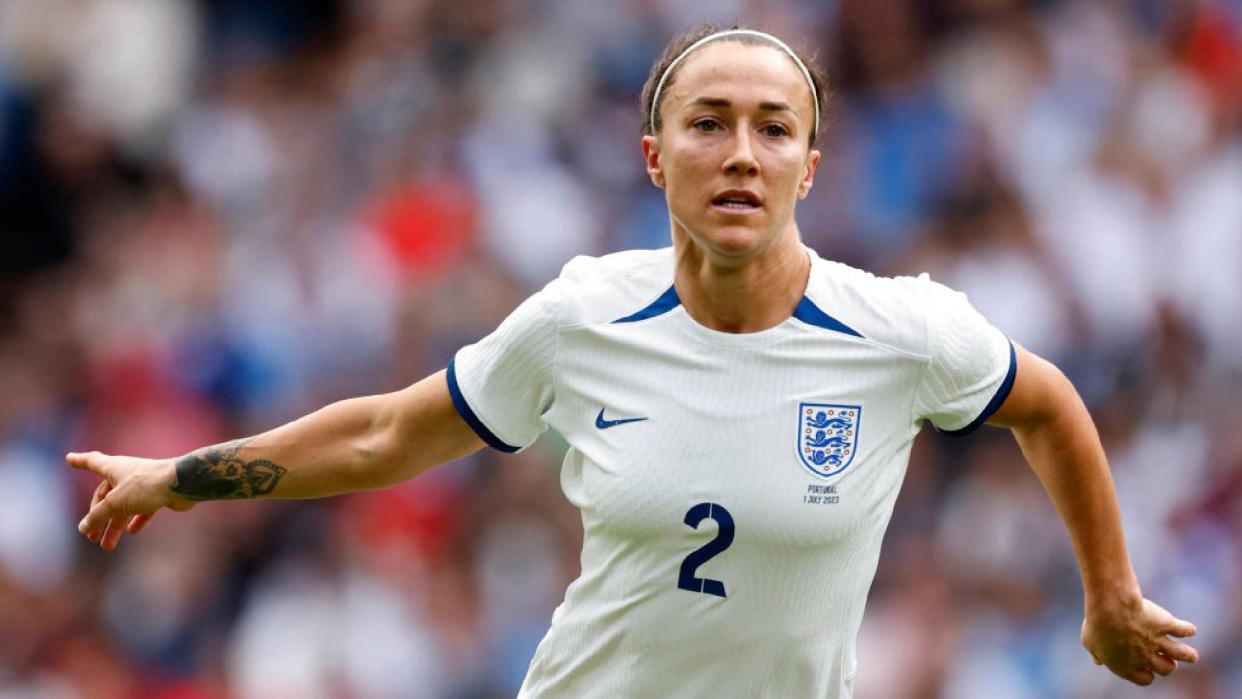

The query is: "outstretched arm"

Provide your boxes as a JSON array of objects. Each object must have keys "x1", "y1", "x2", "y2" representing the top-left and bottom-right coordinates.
[
  {"x1": 987, "y1": 343, "x2": 1198, "y2": 686},
  {"x1": 70, "y1": 369, "x2": 484, "y2": 550}
]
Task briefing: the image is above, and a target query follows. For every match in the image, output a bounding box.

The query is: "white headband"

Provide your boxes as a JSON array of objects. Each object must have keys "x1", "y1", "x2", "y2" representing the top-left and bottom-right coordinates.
[{"x1": 649, "y1": 29, "x2": 820, "y2": 137}]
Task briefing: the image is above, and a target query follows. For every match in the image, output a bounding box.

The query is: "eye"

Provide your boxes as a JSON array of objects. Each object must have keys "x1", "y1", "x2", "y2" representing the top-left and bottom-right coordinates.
[
  {"x1": 693, "y1": 118, "x2": 721, "y2": 133},
  {"x1": 763, "y1": 123, "x2": 790, "y2": 138}
]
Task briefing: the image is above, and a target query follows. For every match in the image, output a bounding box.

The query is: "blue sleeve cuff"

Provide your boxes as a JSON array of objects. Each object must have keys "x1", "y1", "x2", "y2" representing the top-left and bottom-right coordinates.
[
  {"x1": 446, "y1": 359, "x2": 521, "y2": 453},
  {"x1": 940, "y1": 340, "x2": 1018, "y2": 438}
]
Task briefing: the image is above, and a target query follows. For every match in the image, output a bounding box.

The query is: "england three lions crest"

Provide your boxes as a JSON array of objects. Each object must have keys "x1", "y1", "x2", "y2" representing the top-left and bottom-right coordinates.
[{"x1": 797, "y1": 403, "x2": 861, "y2": 478}]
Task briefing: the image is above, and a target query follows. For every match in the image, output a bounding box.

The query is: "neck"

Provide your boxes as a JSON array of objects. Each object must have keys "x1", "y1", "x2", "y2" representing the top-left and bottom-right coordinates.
[{"x1": 672, "y1": 229, "x2": 811, "y2": 334}]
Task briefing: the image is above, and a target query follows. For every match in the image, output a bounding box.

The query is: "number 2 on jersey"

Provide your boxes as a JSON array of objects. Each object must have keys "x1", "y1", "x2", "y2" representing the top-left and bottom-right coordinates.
[{"x1": 677, "y1": 502, "x2": 735, "y2": 598}]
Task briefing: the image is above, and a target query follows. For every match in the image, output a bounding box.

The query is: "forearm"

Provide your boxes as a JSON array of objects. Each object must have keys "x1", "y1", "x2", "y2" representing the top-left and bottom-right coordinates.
[
  {"x1": 980, "y1": 349, "x2": 1196, "y2": 684},
  {"x1": 171, "y1": 394, "x2": 403, "y2": 501},
  {"x1": 169, "y1": 369, "x2": 477, "y2": 502},
  {"x1": 1009, "y1": 378, "x2": 1140, "y2": 610},
  {"x1": 70, "y1": 370, "x2": 483, "y2": 547}
]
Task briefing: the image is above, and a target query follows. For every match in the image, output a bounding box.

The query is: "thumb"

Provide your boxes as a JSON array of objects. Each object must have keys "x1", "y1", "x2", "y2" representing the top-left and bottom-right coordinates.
[{"x1": 66, "y1": 451, "x2": 113, "y2": 479}]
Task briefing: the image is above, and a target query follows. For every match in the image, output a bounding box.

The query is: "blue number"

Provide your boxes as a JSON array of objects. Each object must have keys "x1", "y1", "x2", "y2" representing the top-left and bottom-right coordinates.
[{"x1": 677, "y1": 502, "x2": 735, "y2": 598}]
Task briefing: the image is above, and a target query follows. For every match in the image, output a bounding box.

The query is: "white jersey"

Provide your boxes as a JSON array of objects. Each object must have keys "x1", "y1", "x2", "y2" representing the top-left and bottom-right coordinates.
[{"x1": 449, "y1": 246, "x2": 1014, "y2": 698}]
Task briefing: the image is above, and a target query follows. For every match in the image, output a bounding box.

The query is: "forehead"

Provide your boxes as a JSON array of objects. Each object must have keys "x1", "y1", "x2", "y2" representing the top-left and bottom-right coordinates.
[{"x1": 666, "y1": 41, "x2": 813, "y2": 115}]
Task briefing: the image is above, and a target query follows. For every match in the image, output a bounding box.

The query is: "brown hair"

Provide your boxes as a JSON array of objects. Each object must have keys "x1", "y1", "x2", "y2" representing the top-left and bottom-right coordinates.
[{"x1": 640, "y1": 24, "x2": 830, "y2": 147}]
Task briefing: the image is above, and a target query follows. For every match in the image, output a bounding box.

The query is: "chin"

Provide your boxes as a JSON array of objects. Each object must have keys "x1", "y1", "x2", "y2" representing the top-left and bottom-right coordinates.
[
  {"x1": 695, "y1": 223, "x2": 777, "y2": 259},
  {"x1": 708, "y1": 231, "x2": 762, "y2": 255},
  {"x1": 671, "y1": 209, "x2": 785, "y2": 262}
]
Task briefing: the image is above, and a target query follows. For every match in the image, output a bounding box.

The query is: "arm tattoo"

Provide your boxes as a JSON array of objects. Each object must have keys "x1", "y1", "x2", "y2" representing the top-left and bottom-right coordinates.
[{"x1": 171, "y1": 438, "x2": 288, "y2": 501}]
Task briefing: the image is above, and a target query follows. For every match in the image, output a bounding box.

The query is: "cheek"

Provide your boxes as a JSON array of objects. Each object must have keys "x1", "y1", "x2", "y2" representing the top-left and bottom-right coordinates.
[
  {"x1": 768, "y1": 156, "x2": 808, "y2": 197},
  {"x1": 663, "y1": 151, "x2": 716, "y2": 198},
  {"x1": 667, "y1": 144, "x2": 718, "y2": 174}
]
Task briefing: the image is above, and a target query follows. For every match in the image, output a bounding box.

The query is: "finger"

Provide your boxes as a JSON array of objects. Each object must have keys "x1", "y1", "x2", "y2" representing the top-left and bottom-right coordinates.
[
  {"x1": 128, "y1": 512, "x2": 154, "y2": 534},
  {"x1": 90, "y1": 480, "x2": 112, "y2": 513},
  {"x1": 79, "y1": 491, "x2": 123, "y2": 536},
  {"x1": 80, "y1": 495, "x2": 108, "y2": 538},
  {"x1": 1158, "y1": 637, "x2": 1199, "y2": 663},
  {"x1": 100, "y1": 514, "x2": 129, "y2": 550},
  {"x1": 83, "y1": 480, "x2": 119, "y2": 540},
  {"x1": 1149, "y1": 652, "x2": 1177, "y2": 677},
  {"x1": 66, "y1": 451, "x2": 113, "y2": 479},
  {"x1": 1124, "y1": 667, "x2": 1155, "y2": 686},
  {"x1": 82, "y1": 519, "x2": 105, "y2": 539},
  {"x1": 99, "y1": 518, "x2": 118, "y2": 550},
  {"x1": 1165, "y1": 617, "x2": 1197, "y2": 638},
  {"x1": 100, "y1": 509, "x2": 131, "y2": 549},
  {"x1": 85, "y1": 481, "x2": 111, "y2": 534}
]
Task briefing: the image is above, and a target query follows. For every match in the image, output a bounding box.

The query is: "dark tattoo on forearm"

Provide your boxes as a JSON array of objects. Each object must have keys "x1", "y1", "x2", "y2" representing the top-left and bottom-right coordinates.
[{"x1": 171, "y1": 438, "x2": 288, "y2": 501}]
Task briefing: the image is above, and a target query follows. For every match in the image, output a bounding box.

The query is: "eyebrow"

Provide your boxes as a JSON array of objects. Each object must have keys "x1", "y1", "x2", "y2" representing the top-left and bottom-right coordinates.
[{"x1": 689, "y1": 97, "x2": 796, "y2": 113}]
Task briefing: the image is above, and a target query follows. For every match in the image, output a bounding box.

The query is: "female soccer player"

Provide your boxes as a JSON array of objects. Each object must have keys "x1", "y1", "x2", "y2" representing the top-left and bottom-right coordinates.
[{"x1": 71, "y1": 25, "x2": 1197, "y2": 697}]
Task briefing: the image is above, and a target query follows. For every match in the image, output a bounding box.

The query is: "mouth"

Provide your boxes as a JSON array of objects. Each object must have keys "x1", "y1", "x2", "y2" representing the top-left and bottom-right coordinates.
[{"x1": 711, "y1": 189, "x2": 763, "y2": 213}]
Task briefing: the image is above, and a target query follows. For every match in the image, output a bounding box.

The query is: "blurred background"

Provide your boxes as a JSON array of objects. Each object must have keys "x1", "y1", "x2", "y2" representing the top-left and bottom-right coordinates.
[{"x1": 0, "y1": 0, "x2": 1239, "y2": 697}]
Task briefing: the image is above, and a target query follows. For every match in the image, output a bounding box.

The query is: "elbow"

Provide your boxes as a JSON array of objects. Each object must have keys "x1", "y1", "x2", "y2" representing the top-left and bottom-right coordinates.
[
  {"x1": 354, "y1": 396, "x2": 433, "y2": 490},
  {"x1": 353, "y1": 432, "x2": 421, "y2": 491},
  {"x1": 350, "y1": 437, "x2": 389, "y2": 490},
  {"x1": 350, "y1": 401, "x2": 406, "y2": 490}
]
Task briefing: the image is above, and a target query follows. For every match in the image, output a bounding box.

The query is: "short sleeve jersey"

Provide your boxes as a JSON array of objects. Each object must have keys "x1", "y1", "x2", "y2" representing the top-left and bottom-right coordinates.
[{"x1": 449, "y1": 246, "x2": 1015, "y2": 699}]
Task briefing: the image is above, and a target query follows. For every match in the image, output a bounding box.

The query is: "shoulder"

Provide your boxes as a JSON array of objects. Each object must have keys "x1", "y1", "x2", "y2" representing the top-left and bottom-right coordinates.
[
  {"x1": 547, "y1": 248, "x2": 675, "y2": 327},
  {"x1": 804, "y1": 254, "x2": 967, "y2": 359}
]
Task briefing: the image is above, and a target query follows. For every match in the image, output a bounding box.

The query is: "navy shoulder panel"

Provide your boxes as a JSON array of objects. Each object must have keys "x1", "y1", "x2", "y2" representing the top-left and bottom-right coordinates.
[
  {"x1": 612, "y1": 284, "x2": 682, "y2": 324},
  {"x1": 792, "y1": 296, "x2": 864, "y2": 338}
]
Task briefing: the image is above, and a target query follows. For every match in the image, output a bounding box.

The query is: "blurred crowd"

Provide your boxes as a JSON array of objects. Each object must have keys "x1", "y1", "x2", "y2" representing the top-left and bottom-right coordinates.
[{"x1": 0, "y1": 0, "x2": 1239, "y2": 697}]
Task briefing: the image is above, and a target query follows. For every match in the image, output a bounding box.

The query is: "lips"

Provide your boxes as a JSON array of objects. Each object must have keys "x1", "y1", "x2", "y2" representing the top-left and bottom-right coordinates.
[{"x1": 711, "y1": 189, "x2": 763, "y2": 211}]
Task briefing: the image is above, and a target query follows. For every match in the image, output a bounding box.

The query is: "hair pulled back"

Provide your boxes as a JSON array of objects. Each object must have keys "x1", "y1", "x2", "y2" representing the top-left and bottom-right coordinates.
[{"x1": 640, "y1": 23, "x2": 830, "y2": 147}]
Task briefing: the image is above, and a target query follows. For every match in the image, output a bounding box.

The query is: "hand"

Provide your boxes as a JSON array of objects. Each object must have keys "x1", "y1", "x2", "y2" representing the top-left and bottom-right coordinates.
[
  {"x1": 67, "y1": 451, "x2": 197, "y2": 551},
  {"x1": 1081, "y1": 597, "x2": 1199, "y2": 685}
]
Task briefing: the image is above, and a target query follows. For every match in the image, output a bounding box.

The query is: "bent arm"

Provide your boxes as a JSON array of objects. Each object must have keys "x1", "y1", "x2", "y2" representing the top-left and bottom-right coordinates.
[
  {"x1": 71, "y1": 370, "x2": 484, "y2": 544},
  {"x1": 987, "y1": 343, "x2": 1197, "y2": 685},
  {"x1": 986, "y1": 345, "x2": 1138, "y2": 609}
]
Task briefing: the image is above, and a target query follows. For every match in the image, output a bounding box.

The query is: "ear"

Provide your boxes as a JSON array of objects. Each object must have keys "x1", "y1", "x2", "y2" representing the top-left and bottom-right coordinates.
[
  {"x1": 796, "y1": 149, "x2": 821, "y2": 200},
  {"x1": 642, "y1": 135, "x2": 666, "y2": 189}
]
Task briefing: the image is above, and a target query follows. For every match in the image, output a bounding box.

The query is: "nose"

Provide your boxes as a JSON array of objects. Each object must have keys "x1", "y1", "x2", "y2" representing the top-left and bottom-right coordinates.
[{"x1": 722, "y1": 129, "x2": 759, "y2": 177}]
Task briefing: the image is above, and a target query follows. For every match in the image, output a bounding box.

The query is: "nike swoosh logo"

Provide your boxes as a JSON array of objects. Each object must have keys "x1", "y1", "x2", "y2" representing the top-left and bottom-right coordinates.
[{"x1": 595, "y1": 408, "x2": 649, "y2": 430}]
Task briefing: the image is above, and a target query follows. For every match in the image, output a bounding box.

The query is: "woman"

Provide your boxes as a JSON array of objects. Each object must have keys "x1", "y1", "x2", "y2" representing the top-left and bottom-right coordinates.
[{"x1": 71, "y1": 25, "x2": 1197, "y2": 697}]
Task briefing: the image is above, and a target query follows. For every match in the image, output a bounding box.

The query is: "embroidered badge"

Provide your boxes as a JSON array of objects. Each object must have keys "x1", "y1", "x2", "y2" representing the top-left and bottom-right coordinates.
[{"x1": 797, "y1": 403, "x2": 861, "y2": 478}]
